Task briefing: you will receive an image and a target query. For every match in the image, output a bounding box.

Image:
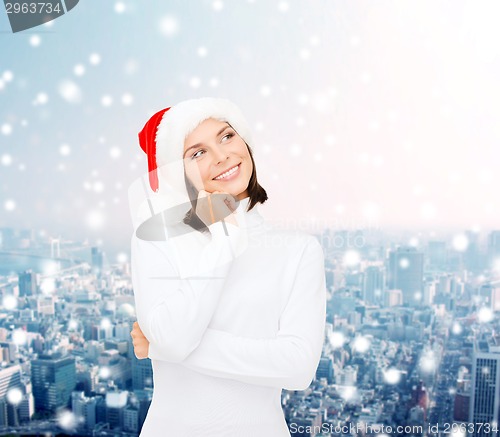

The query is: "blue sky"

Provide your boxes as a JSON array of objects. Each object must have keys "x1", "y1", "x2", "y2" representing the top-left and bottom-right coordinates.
[{"x1": 1, "y1": 0, "x2": 499, "y2": 261}]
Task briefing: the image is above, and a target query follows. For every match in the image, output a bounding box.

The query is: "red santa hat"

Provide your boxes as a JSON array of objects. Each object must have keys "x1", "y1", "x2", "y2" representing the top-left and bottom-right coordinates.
[{"x1": 138, "y1": 97, "x2": 253, "y2": 193}]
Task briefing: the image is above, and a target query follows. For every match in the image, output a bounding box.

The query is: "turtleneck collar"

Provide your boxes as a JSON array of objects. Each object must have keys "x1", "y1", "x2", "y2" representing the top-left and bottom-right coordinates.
[{"x1": 234, "y1": 196, "x2": 265, "y2": 229}]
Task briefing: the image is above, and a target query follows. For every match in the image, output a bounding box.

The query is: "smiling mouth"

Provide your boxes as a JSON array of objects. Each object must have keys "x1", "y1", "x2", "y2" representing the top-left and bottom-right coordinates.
[{"x1": 212, "y1": 163, "x2": 241, "y2": 180}]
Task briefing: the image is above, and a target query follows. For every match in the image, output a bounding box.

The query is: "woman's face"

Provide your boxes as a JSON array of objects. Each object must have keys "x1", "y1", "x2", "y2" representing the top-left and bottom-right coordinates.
[{"x1": 183, "y1": 118, "x2": 253, "y2": 201}]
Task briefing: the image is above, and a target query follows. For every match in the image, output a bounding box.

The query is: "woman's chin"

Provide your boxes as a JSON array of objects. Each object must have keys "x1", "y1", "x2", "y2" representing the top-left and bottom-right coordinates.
[{"x1": 208, "y1": 181, "x2": 246, "y2": 197}]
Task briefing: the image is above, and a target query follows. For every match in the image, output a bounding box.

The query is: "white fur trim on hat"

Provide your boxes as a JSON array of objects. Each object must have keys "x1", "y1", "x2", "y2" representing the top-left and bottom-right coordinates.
[{"x1": 155, "y1": 97, "x2": 252, "y2": 166}]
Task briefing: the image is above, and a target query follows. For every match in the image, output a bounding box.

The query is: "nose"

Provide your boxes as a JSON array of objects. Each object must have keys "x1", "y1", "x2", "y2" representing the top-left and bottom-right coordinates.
[{"x1": 212, "y1": 147, "x2": 229, "y2": 165}]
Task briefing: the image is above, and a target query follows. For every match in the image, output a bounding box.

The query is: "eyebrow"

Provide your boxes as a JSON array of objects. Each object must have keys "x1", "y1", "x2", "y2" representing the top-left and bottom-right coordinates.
[{"x1": 183, "y1": 125, "x2": 231, "y2": 158}]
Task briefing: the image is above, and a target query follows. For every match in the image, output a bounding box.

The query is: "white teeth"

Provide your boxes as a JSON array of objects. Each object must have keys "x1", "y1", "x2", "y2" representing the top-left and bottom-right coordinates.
[{"x1": 214, "y1": 164, "x2": 238, "y2": 180}]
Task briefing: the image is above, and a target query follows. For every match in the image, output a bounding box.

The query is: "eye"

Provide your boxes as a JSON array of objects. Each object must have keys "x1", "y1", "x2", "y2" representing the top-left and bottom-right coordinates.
[
  {"x1": 191, "y1": 149, "x2": 205, "y2": 159},
  {"x1": 221, "y1": 132, "x2": 235, "y2": 142}
]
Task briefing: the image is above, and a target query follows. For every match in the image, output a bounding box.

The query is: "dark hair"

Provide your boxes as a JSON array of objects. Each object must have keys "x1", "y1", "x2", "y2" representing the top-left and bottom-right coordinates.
[{"x1": 182, "y1": 142, "x2": 268, "y2": 234}]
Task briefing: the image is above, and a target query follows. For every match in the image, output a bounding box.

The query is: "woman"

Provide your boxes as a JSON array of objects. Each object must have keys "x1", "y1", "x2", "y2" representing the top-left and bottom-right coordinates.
[{"x1": 130, "y1": 97, "x2": 326, "y2": 436}]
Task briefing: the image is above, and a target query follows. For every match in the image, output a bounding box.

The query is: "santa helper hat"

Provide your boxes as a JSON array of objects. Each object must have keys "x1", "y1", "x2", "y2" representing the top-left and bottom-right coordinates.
[{"x1": 138, "y1": 97, "x2": 253, "y2": 194}]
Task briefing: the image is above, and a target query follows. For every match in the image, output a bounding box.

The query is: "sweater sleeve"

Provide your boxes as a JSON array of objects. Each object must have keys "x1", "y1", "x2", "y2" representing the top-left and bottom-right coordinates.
[
  {"x1": 131, "y1": 220, "x2": 244, "y2": 363},
  {"x1": 147, "y1": 236, "x2": 327, "y2": 391}
]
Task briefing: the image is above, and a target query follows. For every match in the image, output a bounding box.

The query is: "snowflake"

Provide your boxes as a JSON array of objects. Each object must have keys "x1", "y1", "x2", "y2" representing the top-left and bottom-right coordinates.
[
  {"x1": 1, "y1": 123, "x2": 12, "y2": 135},
  {"x1": 40, "y1": 277, "x2": 56, "y2": 294},
  {"x1": 335, "y1": 204, "x2": 345, "y2": 214},
  {"x1": 101, "y1": 95, "x2": 113, "y2": 107},
  {"x1": 260, "y1": 85, "x2": 272, "y2": 97},
  {"x1": 89, "y1": 53, "x2": 101, "y2": 65},
  {"x1": 309, "y1": 35, "x2": 320, "y2": 46},
  {"x1": 212, "y1": 0, "x2": 224, "y2": 11},
  {"x1": 6, "y1": 388, "x2": 23, "y2": 405},
  {"x1": 278, "y1": 1, "x2": 289, "y2": 12},
  {"x1": 420, "y1": 202, "x2": 436, "y2": 220},
  {"x1": 289, "y1": 144, "x2": 302, "y2": 157},
  {"x1": 124, "y1": 58, "x2": 139, "y2": 75},
  {"x1": 58, "y1": 80, "x2": 82, "y2": 103},
  {"x1": 42, "y1": 260, "x2": 59, "y2": 276},
  {"x1": 352, "y1": 336, "x2": 370, "y2": 353},
  {"x1": 197, "y1": 46, "x2": 208, "y2": 57},
  {"x1": 29, "y1": 35, "x2": 41, "y2": 47},
  {"x1": 86, "y1": 210, "x2": 105, "y2": 229},
  {"x1": 452, "y1": 233, "x2": 469, "y2": 252},
  {"x1": 4, "y1": 199, "x2": 16, "y2": 211},
  {"x1": 299, "y1": 48, "x2": 310, "y2": 60},
  {"x1": 59, "y1": 144, "x2": 71, "y2": 156},
  {"x1": 343, "y1": 250, "x2": 360, "y2": 267},
  {"x1": 362, "y1": 201, "x2": 380, "y2": 221},
  {"x1": 329, "y1": 331, "x2": 345, "y2": 349},
  {"x1": 99, "y1": 366, "x2": 111, "y2": 379},
  {"x1": 450, "y1": 428, "x2": 465, "y2": 437},
  {"x1": 122, "y1": 93, "x2": 133, "y2": 106},
  {"x1": 114, "y1": 2, "x2": 126, "y2": 13},
  {"x1": 100, "y1": 318, "x2": 112, "y2": 329},
  {"x1": 12, "y1": 329, "x2": 27, "y2": 345},
  {"x1": 117, "y1": 252, "x2": 128, "y2": 263},
  {"x1": 339, "y1": 385, "x2": 357, "y2": 402},
  {"x1": 451, "y1": 322, "x2": 462, "y2": 334},
  {"x1": 159, "y1": 15, "x2": 179, "y2": 37},
  {"x1": 34, "y1": 92, "x2": 48, "y2": 105},
  {"x1": 109, "y1": 147, "x2": 121, "y2": 159},
  {"x1": 399, "y1": 257, "x2": 410, "y2": 269},
  {"x1": 478, "y1": 307, "x2": 493, "y2": 323},
  {"x1": 57, "y1": 410, "x2": 77, "y2": 431},
  {"x1": 383, "y1": 368, "x2": 401, "y2": 384},
  {"x1": 73, "y1": 64, "x2": 85, "y2": 76},
  {"x1": 3, "y1": 295, "x2": 17, "y2": 310},
  {"x1": 92, "y1": 181, "x2": 104, "y2": 193},
  {"x1": 189, "y1": 77, "x2": 201, "y2": 89},
  {"x1": 1, "y1": 154, "x2": 12, "y2": 166},
  {"x1": 3, "y1": 70, "x2": 13, "y2": 81}
]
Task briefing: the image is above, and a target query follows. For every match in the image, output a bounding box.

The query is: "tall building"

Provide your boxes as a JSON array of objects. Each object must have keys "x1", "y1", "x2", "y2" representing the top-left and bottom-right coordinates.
[
  {"x1": 427, "y1": 241, "x2": 447, "y2": 271},
  {"x1": 488, "y1": 231, "x2": 500, "y2": 267},
  {"x1": 0, "y1": 366, "x2": 21, "y2": 426},
  {"x1": 316, "y1": 356, "x2": 334, "y2": 384},
  {"x1": 387, "y1": 247, "x2": 424, "y2": 307},
  {"x1": 31, "y1": 353, "x2": 76, "y2": 412},
  {"x1": 362, "y1": 266, "x2": 384, "y2": 305},
  {"x1": 477, "y1": 283, "x2": 500, "y2": 311},
  {"x1": 132, "y1": 355, "x2": 153, "y2": 391},
  {"x1": 469, "y1": 336, "x2": 500, "y2": 437},
  {"x1": 106, "y1": 391, "x2": 128, "y2": 430},
  {"x1": 18, "y1": 270, "x2": 37, "y2": 296},
  {"x1": 384, "y1": 289, "x2": 403, "y2": 307},
  {"x1": 0, "y1": 365, "x2": 22, "y2": 398},
  {"x1": 72, "y1": 391, "x2": 96, "y2": 431},
  {"x1": 91, "y1": 247, "x2": 104, "y2": 278},
  {"x1": 123, "y1": 405, "x2": 140, "y2": 433},
  {"x1": 464, "y1": 230, "x2": 483, "y2": 273}
]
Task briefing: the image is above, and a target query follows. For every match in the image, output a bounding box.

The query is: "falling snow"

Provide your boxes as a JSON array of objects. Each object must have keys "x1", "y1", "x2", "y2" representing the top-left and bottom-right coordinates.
[
  {"x1": 159, "y1": 15, "x2": 179, "y2": 36},
  {"x1": 58, "y1": 80, "x2": 82, "y2": 103}
]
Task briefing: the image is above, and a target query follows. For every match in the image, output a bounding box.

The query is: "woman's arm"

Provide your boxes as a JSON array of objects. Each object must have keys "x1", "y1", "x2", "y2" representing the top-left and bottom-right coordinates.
[
  {"x1": 147, "y1": 236, "x2": 327, "y2": 391},
  {"x1": 131, "y1": 219, "x2": 244, "y2": 363}
]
